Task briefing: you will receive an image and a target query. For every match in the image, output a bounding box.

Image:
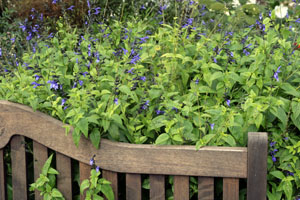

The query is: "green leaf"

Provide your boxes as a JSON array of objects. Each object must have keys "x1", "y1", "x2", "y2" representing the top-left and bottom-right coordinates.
[
  {"x1": 48, "y1": 168, "x2": 59, "y2": 175},
  {"x1": 270, "y1": 171, "x2": 285, "y2": 180},
  {"x1": 282, "y1": 181, "x2": 292, "y2": 200},
  {"x1": 72, "y1": 127, "x2": 81, "y2": 147},
  {"x1": 280, "y1": 83, "x2": 300, "y2": 97},
  {"x1": 42, "y1": 154, "x2": 53, "y2": 176},
  {"x1": 51, "y1": 188, "x2": 64, "y2": 198},
  {"x1": 101, "y1": 184, "x2": 115, "y2": 200},
  {"x1": 93, "y1": 194, "x2": 104, "y2": 200},
  {"x1": 222, "y1": 135, "x2": 236, "y2": 147},
  {"x1": 80, "y1": 179, "x2": 90, "y2": 195},
  {"x1": 108, "y1": 123, "x2": 120, "y2": 141},
  {"x1": 149, "y1": 116, "x2": 166, "y2": 130},
  {"x1": 77, "y1": 118, "x2": 89, "y2": 138},
  {"x1": 86, "y1": 114, "x2": 100, "y2": 125},
  {"x1": 271, "y1": 107, "x2": 287, "y2": 125},
  {"x1": 155, "y1": 133, "x2": 170, "y2": 145},
  {"x1": 90, "y1": 128, "x2": 101, "y2": 148}
]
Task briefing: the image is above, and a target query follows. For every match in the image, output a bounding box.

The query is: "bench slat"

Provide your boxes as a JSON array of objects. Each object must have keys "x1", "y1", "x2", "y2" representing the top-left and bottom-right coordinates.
[
  {"x1": 223, "y1": 178, "x2": 239, "y2": 200},
  {"x1": 33, "y1": 141, "x2": 48, "y2": 200},
  {"x1": 0, "y1": 149, "x2": 5, "y2": 200},
  {"x1": 198, "y1": 177, "x2": 214, "y2": 200},
  {"x1": 80, "y1": 162, "x2": 90, "y2": 200},
  {"x1": 102, "y1": 170, "x2": 118, "y2": 200},
  {"x1": 150, "y1": 175, "x2": 165, "y2": 200},
  {"x1": 247, "y1": 132, "x2": 267, "y2": 200},
  {"x1": 56, "y1": 153, "x2": 72, "y2": 200},
  {"x1": 11, "y1": 136, "x2": 27, "y2": 200},
  {"x1": 126, "y1": 173, "x2": 141, "y2": 200},
  {"x1": 174, "y1": 175, "x2": 189, "y2": 200}
]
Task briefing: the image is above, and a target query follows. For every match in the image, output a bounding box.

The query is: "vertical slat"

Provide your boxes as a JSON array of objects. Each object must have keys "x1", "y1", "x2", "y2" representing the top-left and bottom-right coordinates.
[
  {"x1": 79, "y1": 162, "x2": 90, "y2": 200},
  {"x1": 0, "y1": 149, "x2": 5, "y2": 200},
  {"x1": 33, "y1": 141, "x2": 48, "y2": 200},
  {"x1": 56, "y1": 153, "x2": 72, "y2": 200},
  {"x1": 11, "y1": 136, "x2": 27, "y2": 200},
  {"x1": 198, "y1": 177, "x2": 214, "y2": 200},
  {"x1": 174, "y1": 175, "x2": 189, "y2": 200},
  {"x1": 150, "y1": 175, "x2": 165, "y2": 200},
  {"x1": 102, "y1": 170, "x2": 118, "y2": 200},
  {"x1": 247, "y1": 132, "x2": 267, "y2": 200},
  {"x1": 223, "y1": 178, "x2": 239, "y2": 200},
  {"x1": 126, "y1": 173, "x2": 141, "y2": 200}
]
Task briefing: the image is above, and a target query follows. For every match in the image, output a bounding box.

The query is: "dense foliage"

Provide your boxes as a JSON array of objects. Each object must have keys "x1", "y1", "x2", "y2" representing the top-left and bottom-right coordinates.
[{"x1": 1, "y1": 0, "x2": 300, "y2": 199}]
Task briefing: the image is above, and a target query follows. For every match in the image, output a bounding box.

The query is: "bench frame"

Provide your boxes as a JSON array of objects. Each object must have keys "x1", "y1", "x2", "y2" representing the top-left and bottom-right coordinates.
[{"x1": 0, "y1": 100, "x2": 267, "y2": 200}]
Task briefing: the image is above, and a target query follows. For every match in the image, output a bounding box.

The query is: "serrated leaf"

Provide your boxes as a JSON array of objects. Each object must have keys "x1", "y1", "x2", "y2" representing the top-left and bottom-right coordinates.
[
  {"x1": 80, "y1": 179, "x2": 90, "y2": 195},
  {"x1": 90, "y1": 128, "x2": 101, "y2": 148},
  {"x1": 222, "y1": 135, "x2": 236, "y2": 147},
  {"x1": 42, "y1": 154, "x2": 53, "y2": 176},
  {"x1": 78, "y1": 118, "x2": 89, "y2": 138},
  {"x1": 280, "y1": 83, "x2": 300, "y2": 97},
  {"x1": 86, "y1": 114, "x2": 100, "y2": 125},
  {"x1": 101, "y1": 184, "x2": 114, "y2": 200},
  {"x1": 270, "y1": 170, "x2": 285, "y2": 180},
  {"x1": 48, "y1": 168, "x2": 59, "y2": 175},
  {"x1": 51, "y1": 188, "x2": 64, "y2": 198}
]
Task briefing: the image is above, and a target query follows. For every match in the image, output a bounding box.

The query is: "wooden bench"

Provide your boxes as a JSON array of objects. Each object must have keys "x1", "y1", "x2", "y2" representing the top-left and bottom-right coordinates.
[{"x1": 0, "y1": 100, "x2": 267, "y2": 200}]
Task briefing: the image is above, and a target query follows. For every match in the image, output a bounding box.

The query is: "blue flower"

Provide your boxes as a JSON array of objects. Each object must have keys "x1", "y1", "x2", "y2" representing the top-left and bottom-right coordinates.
[
  {"x1": 139, "y1": 36, "x2": 149, "y2": 43},
  {"x1": 52, "y1": 0, "x2": 57, "y2": 4},
  {"x1": 94, "y1": 7, "x2": 101, "y2": 15},
  {"x1": 79, "y1": 80, "x2": 83, "y2": 86},
  {"x1": 140, "y1": 76, "x2": 146, "y2": 82},
  {"x1": 0, "y1": 48, "x2": 2, "y2": 57},
  {"x1": 47, "y1": 80, "x2": 59, "y2": 90},
  {"x1": 40, "y1": 13, "x2": 43, "y2": 21},
  {"x1": 114, "y1": 98, "x2": 118, "y2": 105},
  {"x1": 156, "y1": 110, "x2": 165, "y2": 115},
  {"x1": 122, "y1": 48, "x2": 128, "y2": 55},
  {"x1": 89, "y1": 158, "x2": 94, "y2": 166},
  {"x1": 19, "y1": 23, "x2": 26, "y2": 32},
  {"x1": 172, "y1": 107, "x2": 178, "y2": 112},
  {"x1": 195, "y1": 78, "x2": 199, "y2": 85},
  {"x1": 226, "y1": 99, "x2": 231, "y2": 107},
  {"x1": 31, "y1": 82, "x2": 41, "y2": 88},
  {"x1": 34, "y1": 75, "x2": 40, "y2": 81},
  {"x1": 127, "y1": 68, "x2": 134, "y2": 74},
  {"x1": 210, "y1": 123, "x2": 215, "y2": 130},
  {"x1": 26, "y1": 32, "x2": 32, "y2": 41},
  {"x1": 273, "y1": 66, "x2": 281, "y2": 82},
  {"x1": 271, "y1": 155, "x2": 276, "y2": 162},
  {"x1": 11, "y1": 37, "x2": 15, "y2": 43},
  {"x1": 141, "y1": 100, "x2": 150, "y2": 110},
  {"x1": 96, "y1": 166, "x2": 100, "y2": 173},
  {"x1": 67, "y1": 5, "x2": 75, "y2": 10},
  {"x1": 269, "y1": 141, "x2": 276, "y2": 147},
  {"x1": 130, "y1": 54, "x2": 141, "y2": 64},
  {"x1": 295, "y1": 18, "x2": 300, "y2": 23}
]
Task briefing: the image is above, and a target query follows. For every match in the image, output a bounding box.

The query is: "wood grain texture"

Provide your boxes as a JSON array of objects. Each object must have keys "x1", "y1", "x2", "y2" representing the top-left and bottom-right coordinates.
[
  {"x1": 247, "y1": 132, "x2": 267, "y2": 200},
  {"x1": 0, "y1": 101, "x2": 248, "y2": 178},
  {"x1": 79, "y1": 162, "x2": 90, "y2": 200},
  {"x1": 223, "y1": 178, "x2": 239, "y2": 200},
  {"x1": 56, "y1": 152, "x2": 72, "y2": 200},
  {"x1": 102, "y1": 170, "x2": 118, "y2": 200},
  {"x1": 33, "y1": 141, "x2": 48, "y2": 200},
  {"x1": 198, "y1": 177, "x2": 214, "y2": 200},
  {"x1": 126, "y1": 173, "x2": 141, "y2": 200},
  {"x1": 174, "y1": 175, "x2": 189, "y2": 200},
  {"x1": 0, "y1": 149, "x2": 5, "y2": 200},
  {"x1": 11, "y1": 136, "x2": 27, "y2": 200},
  {"x1": 150, "y1": 175, "x2": 165, "y2": 200}
]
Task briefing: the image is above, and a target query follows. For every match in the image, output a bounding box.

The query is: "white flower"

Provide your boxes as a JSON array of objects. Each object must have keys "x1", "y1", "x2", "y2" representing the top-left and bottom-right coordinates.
[
  {"x1": 274, "y1": 4, "x2": 288, "y2": 19},
  {"x1": 247, "y1": 0, "x2": 256, "y2": 4},
  {"x1": 232, "y1": 0, "x2": 240, "y2": 7}
]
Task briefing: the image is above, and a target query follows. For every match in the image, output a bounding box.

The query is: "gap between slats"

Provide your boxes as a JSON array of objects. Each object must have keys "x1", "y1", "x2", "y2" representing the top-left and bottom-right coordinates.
[
  {"x1": 11, "y1": 136, "x2": 27, "y2": 200},
  {"x1": 223, "y1": 178, "x2": 239, "y2": 200}
]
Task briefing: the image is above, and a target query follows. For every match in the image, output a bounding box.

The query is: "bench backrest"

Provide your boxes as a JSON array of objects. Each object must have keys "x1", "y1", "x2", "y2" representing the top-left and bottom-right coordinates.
[{"x1": 0, "y1": 101, "x2": 268, "y2": 200}]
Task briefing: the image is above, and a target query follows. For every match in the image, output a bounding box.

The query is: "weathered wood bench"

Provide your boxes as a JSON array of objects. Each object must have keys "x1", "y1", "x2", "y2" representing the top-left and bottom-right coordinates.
[{"x1": 0, "y1": 101, "x2": 267, "y2": 200}]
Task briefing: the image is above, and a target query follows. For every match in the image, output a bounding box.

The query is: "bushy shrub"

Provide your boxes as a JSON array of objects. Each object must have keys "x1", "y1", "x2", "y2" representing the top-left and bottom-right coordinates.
[{"x1": 1, "y1": 0, "x2": 300, "y2": 199}]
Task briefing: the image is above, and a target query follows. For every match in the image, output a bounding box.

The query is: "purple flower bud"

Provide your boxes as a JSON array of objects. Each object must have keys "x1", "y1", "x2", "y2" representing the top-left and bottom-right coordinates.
[
  {"x1": 96, "y1": 166, "x2": 100, "y2": 172},
  {"x1": 89, "y1": 158, "x2": 94, "y2": 166},
  {"x1": 114, "y1": 98, "x2": 118, "y2": 105},
  {"x1": 140, "y1": 76, "x2": 146, "y2": 82},
  {"x1": 67, "y1": 5, "x2": 75, "y2": 10},
  {"x1": 210, "y1": 123, "x2": 215, "y2": 130},
  {"x1": 272, "y1": 155, "x2": 276, "y2": 162},
  {"x1": 226, "y1": 99, "x2": 231, "y2": 107}
]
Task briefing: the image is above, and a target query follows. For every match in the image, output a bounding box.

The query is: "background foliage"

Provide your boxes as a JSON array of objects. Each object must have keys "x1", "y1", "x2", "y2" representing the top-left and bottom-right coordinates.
[{"x1": 1, "y1": 0, "x2": 300, "y2": 199}]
